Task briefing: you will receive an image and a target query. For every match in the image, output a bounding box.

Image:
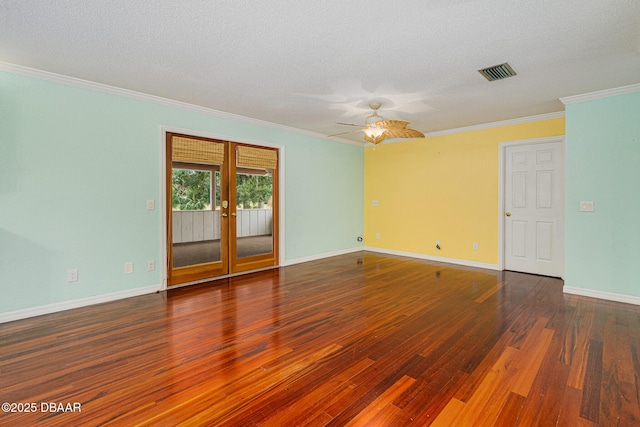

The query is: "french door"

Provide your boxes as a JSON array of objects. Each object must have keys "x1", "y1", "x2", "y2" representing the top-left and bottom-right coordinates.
[{"x1": 166, "y1": 133, "x2": 279, "y2": 286}]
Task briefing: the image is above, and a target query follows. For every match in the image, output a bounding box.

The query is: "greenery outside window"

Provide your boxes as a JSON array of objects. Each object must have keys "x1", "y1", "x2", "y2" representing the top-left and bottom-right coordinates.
[{"x1": 172, "y1": 164, "x2": 219, "y2": 211}]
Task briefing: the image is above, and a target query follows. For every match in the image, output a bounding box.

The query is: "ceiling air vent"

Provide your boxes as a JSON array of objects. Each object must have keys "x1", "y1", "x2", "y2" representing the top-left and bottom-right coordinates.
[{"x1": 478, "y1": 62, "x2": 517, "y2": 81}]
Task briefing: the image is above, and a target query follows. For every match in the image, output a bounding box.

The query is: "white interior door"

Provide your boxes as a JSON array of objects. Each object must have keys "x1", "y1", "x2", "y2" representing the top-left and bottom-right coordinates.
[{"x1": 504, "y1": 140, "x2": 564, "y2": 277}]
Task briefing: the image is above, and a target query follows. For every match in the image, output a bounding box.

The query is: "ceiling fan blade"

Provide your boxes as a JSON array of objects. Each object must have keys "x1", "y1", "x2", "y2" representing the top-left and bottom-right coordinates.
[
  {"x1": 377, "y1": 120, "x2": 411, "y2": 130},
  {"x1": 336, "y1": 122, "x2": 364, "y2": 127},
  {"x1": 385, "y1": 128, "x2": 425, "y2": 139},
  {"x1": 327, "y1": 129, "x2": 365, "y2": 137}
]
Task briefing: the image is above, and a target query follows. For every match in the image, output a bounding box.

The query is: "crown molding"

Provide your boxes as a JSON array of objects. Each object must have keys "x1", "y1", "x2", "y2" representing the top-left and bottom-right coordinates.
[
  {"x1": 423, "y1": 111, "x2": 565, "y2": 138},
  {"x1": 0, "y1": 61, "x2": 361, "y2": 147},
  {"x1": 560, "y1": 83, "x2": 640, "y2": 105},
  {"x1": 369, "y1": 111, "x2": 565, "y2": 146}
]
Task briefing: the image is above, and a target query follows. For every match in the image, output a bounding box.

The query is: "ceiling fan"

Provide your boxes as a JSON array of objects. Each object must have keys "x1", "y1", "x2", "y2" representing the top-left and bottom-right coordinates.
[{"x1": 328, "y1": 102, "x2": 425, "y2": 145}]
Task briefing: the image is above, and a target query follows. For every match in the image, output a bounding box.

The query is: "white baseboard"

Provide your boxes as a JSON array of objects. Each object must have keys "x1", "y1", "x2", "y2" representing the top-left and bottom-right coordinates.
[
  {"x1": 563, "y1": 286, "x2": 640, "y2": 306},
  {"x1": 282, "y1": 247, "x2": 363, "y2": 266},
  {"x1": 0, "y1": 284, "x2": 163, "y2": 324},
  {"x1": 2, "y1": 246, "x2": 364, "y2": 323},
  {"x1": 5, "y1": 261, "x2": 636, "y2": 325},
  {"x1": 364, "y1": 247, "x2": 500, "y2": 271}
]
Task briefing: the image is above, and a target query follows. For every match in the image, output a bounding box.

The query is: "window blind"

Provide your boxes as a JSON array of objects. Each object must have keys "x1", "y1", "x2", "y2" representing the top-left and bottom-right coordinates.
[
  {"x1": 172, "y1": 136, "x2": 224, "y2": 165},
  {"x1": 236, "y1": 146, "x2": 278, "y2": 170}
]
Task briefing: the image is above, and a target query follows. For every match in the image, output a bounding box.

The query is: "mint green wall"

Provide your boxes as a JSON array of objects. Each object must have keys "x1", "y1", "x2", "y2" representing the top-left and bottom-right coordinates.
[
  {"x1": 0, "y1": 70, "x2": 364, "y2": 314},
  {"x1": 285, "y1": 140, "x2": 363, "y2": 258},
  {"x1": 565, "y1": 91, "x2": 640, "y2": 297}
]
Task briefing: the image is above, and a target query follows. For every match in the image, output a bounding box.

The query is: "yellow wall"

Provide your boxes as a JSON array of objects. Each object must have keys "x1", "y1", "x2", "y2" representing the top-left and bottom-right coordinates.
[{"x1": 364, "y1": 117, "x2": 565, "y2": 265}]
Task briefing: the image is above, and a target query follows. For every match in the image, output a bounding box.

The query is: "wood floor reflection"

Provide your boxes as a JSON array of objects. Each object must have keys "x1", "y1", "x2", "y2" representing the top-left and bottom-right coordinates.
[{"x1": 1, "y1": 252, "x2": 639, "y2": 426}]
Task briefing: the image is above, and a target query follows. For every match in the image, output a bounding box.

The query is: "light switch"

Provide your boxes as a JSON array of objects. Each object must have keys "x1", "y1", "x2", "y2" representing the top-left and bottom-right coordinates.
[
  {"x1": 146, "y1": 199, "x2": 155, "y2": 210},
  {"x1": 372, "y1": 200, "x2": 379, "y2": 206},
  {"x1": 579, "y1": 201, "x2": 594, "y2": 212}
]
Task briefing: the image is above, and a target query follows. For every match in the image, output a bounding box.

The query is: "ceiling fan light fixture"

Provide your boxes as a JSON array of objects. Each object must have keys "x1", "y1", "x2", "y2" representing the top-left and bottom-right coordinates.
[
  {"x1": 328, "y1": 101, "x2": 423, "y2": 145},
  {"x1": 363, "y1": 126, "x2": 386, "y2": 144}
]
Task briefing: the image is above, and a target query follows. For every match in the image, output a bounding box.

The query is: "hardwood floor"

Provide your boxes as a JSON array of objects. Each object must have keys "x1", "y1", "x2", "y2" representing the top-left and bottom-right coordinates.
[{"x1": 1, "y1": 252, "x2": 639, "y2": 426}]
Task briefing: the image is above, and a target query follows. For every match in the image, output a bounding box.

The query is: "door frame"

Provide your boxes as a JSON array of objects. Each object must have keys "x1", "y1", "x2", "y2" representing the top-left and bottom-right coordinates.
[
  {"x1": 159, "y1": 126, "x2": 285, "y2": 290},
  {"x1": 497, "y1": 135, "x2": 564, "y2": 277}
]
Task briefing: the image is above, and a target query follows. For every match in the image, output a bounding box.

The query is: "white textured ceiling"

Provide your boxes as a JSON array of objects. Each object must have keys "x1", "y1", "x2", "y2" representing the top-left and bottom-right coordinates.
[{"x1": 1, "y1": 0, "x2": 639, "y2": 141}]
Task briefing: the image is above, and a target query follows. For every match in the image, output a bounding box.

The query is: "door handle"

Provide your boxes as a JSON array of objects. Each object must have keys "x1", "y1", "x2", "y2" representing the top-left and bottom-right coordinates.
[
  {"x1": 222, "y1": 213, "x2": 228, "y2": 217},
  {"x1": 505, "y1": 212, "x2": 511, "y2": 217},
  {"x1": 231, "y1": 212, "x2": 237, "y2": 217}
]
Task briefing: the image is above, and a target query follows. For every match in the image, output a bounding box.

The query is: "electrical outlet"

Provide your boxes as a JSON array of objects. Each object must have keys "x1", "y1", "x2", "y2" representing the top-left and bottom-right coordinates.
[
  {"x1": 147, "y1": 260, "x2": 155, "y2": 271},
  {"x1": 375, "y1": 233, "x2": 380, "y2": 239},
  {"x1": 579, "y1": 201, "x2": 594, "y2": 212},
  {"x1": 436, "y1": 240, "x2": 441, "y2": 250},
  {"x1": 473, "y1": 242, "x2": 479, "y2": 250},
  {"x1": 67, "y1": 269, "x2": 78, "y2": 282},
  {"x1": 124, "y1": 262, "x2": 134, "y2": 274}
]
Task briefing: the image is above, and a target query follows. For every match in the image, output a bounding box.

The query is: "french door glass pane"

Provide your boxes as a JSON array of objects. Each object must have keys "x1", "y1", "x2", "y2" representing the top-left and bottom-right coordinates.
[
  {"x1": 235, "y1": 169, "x2": 273, "y2": 258},
  {"x1": 172, "y1": 166, "x2": 221, "y2": 267}
]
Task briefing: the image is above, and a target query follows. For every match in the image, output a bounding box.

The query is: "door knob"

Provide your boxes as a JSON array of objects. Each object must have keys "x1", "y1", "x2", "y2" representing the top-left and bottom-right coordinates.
[
  {"x1": 222, "y1": 213, "x2": 228, "y2": 217},
  {"x1": 231, "y1": 212, "x2": 237, "y2": 217},
  {"x1": 505, "y1": 212, "x2": 511, "y2": 217}
]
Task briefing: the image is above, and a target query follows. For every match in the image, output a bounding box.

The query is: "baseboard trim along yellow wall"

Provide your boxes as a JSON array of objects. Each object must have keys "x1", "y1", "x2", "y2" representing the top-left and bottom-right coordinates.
[{"x1": 365, "y1": 247, "x2": 499, "y2": 270}]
